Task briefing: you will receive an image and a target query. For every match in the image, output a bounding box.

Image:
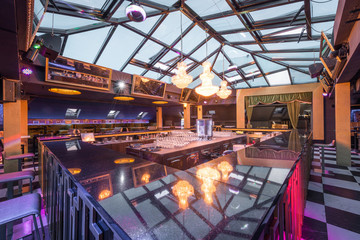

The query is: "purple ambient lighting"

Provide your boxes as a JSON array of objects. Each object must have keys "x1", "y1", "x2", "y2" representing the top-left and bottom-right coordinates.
[
  {"x1": 22, "y1": 68, "x2": 33, "y2": 75},
  {"x1": 322, "y1": 92, "x2": 328, "y2": 97},
  {"x1": 126, "y1": 3, "x2": 146, "y2": 22}
]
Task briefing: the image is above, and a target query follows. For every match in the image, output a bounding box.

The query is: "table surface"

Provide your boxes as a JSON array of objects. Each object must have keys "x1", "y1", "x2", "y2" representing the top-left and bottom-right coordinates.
[
  {"x1": 43, "y1": 131, "x2": 306, "y2": 240},
  {"x1": 128, "y1": 135, "x2": 245, "y2": 155}
]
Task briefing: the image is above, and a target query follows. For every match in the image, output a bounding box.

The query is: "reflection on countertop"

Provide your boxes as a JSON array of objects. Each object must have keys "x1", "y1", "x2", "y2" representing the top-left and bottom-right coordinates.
[{"x1": 43, "y1": 130, "x2": 306, "y2": 239}]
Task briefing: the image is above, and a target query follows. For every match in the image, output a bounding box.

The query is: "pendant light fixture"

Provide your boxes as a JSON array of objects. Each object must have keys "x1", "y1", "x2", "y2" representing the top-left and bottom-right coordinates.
[
  {"x1": 195, "y1": 30, "x2": 219, "y2": 97},
  {"x1": 217, "y1": 50, "x2": 232, "y2": 99},
  {"x1": 171, "y1": 10, "x2": 193, "y2": 89}
]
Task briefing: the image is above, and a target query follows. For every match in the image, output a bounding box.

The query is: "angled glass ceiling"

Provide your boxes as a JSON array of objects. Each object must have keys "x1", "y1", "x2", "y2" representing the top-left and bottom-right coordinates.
[{"x1": 34, "y1": 0, "x2": 338, "y2": 89}]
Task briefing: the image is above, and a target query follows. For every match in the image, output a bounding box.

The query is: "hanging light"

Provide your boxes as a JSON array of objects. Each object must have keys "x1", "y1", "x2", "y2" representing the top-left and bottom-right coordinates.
[
  {"x1": 171, "y1": 10, "x2": 193, "y2": 89},
  {"x1": 195, "y1": 31, "x2": 219, "y2": 97},
  {"x1": 216, "y1": 53, "x2": 231, "y2": 99}
]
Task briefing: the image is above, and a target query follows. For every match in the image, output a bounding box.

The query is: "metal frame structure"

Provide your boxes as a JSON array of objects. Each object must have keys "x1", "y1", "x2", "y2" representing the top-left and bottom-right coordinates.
[{"x1": 34, "y1": 0, "x2": 336, "y2": 89}]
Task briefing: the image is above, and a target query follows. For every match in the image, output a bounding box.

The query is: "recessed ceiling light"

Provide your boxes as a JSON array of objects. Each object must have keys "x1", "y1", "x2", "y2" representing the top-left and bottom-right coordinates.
[
  {"x1": 48, "y1": 88, "x2": 81, "y2": 95},
  {"x1": 152, "y1": 101, "x2": 168, "y2": 104},
  {"x1": 114, "y1": 96, "x2": 135, "y2": 101}
]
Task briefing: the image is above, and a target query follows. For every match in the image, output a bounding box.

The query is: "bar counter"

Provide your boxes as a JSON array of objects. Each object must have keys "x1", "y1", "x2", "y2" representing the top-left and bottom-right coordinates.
[{"x1": 39, "y1": 131, "x2": 311, "y2": 240}]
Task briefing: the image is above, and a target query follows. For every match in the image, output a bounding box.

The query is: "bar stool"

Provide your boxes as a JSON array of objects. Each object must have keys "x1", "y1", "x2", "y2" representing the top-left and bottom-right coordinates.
[
  {"x1": 314, "y1": 140, "x2": 335, "y2": 173},
  {"x1": 0, "y1": 170, "x2": 35, "y2": 199},
  {"x1": 0, "y1": 193, "x2": 44, "y2": 240},
  {"x1": 4, "y1": 152, "x2": 36, "y2": 172}
]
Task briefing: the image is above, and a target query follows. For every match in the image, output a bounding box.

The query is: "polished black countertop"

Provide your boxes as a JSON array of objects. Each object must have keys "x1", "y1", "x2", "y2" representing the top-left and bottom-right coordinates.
[{"x1": 43, "y1": 131, "x2": 306, "y2": 239}]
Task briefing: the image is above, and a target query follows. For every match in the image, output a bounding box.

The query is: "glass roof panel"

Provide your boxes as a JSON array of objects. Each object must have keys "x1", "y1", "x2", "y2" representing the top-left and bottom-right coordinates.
[
  {"x1": 212, "y1": 53, "x2": 231, "y2": 73},
  {"x1": 188, "y1": 65, "x2": 203, "y2": 78},
  {"x1": 190, "y1": 38, "x2": 220, "y2": 61},
  {"x1": 240, "y1": 45, "x2": 262, "y2": 51},
  {"x1": 207, "y1": 15, "x2": 244, "y2": 32},
  {"x1": 63, "y1": 26, "x2": 111, "y2": 63},
  {"x1": 263, "y1": 40, "x2": 320, "y2": 50},
  {"x1": 241, "y1": 65, "x2": 260, "y2": 78},
  {"x1": 267, "y1": 70, "x2": 291, "y2": 86},
  {"x1": 127, "y1": 15, "x2": 161, "y2": 33},
  {"x1": 223, "y1": 45, "x2": 253, "y2": 66},
  {"x1": 225, "y1": 75, "x2": 242, "y2": 82},
  {"x1": 282, "y1": 60, "x2": 321, "y2": 66},
  {"x1": 187, "y1": 78, "x2": 202, "y2": 89},
  {"x1": 233, "y1": 82, "x2": 249, "y2": 89},
  {"x1": 289, "y1": 69, "x2": 316, "y2": 84},
  {"x1": 254, "y1": 56, "x2": 284, "y2": 73},
  {"x1": 272, "y1": 27, "x2": 306, "y2": 37},
  {"x1": 150, "y1": 0, "x2": 178, "y2": 7},
  {"x1": 123, "y1": 64, "x2": 146, "y2": 75},
  {"x1": 260, "y1": 26, "x2": 295, "y2": 36},
  {"x1": 96, "y1": 26, "x2": 144, "y2": 70},
  {"x1": 186, "y1": 0, "x2": 232, "y2": 17},
  {"x1": 34, "y1": 0, "x2": 44, "y2": 19},
  {"x1": 311, "y1": 21, "x2": 334, "y2": 36},
  {"x1": 113, "y1": 3, "x2": 160, "y2": 19},
  {"x1": 57, "y1": 0, "x2": 106, "y2": 9},
  {"x1": 249, "y1": 2, "x2": 304, "y2": 22},
  {"x1": 40, "y1": 13, "x2": 100, "y2": 29},
  {"x1": 173, "y1": 25, "x2": 206, "y2": 54},
  {"x1": 152, "y1": 12, "x2": 192, "y2": 45},
  {"x1": 159, "y1": 51, "x2": 180, "y2": 66},
  {"x1": 134, "y1": 40, "x2": 164, "y2": 63},
  {"x1": 144, "y1": 71, "x2": 161, "y2": 80},
  {"x1": 248, "y1": 77, "x2": 268, "y2": 88},
  {"x1": 311, "y1": 0, "x2": 338, "y2": 18},
  {"x1": 223, "y1": 32, "x2": 254, "y2": 43},
  {"x1": 212, "y1": 74, "x2": 222, "y2": 86},
  {"x1": 263, "y1": 52, "x2": 318, "y2": 59}
]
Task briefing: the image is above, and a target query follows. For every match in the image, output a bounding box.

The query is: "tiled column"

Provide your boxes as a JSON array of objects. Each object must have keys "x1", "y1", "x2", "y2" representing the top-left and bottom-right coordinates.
[
  {"x1": 197, "y1": 105, "x2": 202, "y2": 120},
  {"x1": 3, "y1": 100, "x2": 28, "y2": 173},
  {"x1": 184, "y1": 104, "x2": 191, "y2": 129},
  {"x1": 335, "y1": 82, "x2": 351, "y2": 166},
  {"x1": 156, "y1": 107, "x2": 162, "y2": 129}
]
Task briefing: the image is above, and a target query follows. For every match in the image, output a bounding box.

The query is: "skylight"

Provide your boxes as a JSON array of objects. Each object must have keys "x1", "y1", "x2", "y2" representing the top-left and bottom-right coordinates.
[{"x1": 267, "y1": 70, "x2": 291, "y2": 86}]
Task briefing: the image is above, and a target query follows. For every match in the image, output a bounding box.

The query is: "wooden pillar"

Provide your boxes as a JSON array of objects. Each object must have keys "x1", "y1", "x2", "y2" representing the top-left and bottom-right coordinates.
[
  {"x1": 335, "y1": 82, "x2": 351, "y2": 166},
  {"x1": 156, "y1": 107, "x2": 162, "y2": 129},
  {"x1": 3, "y1": 100, "x2": 28, "y2": 173},
  {"x1": 197, "y1": 105, "x2": 203, "y2": 120},
  {"x1": 184, "y1": 104, "x2": 191, "y2": 129}
]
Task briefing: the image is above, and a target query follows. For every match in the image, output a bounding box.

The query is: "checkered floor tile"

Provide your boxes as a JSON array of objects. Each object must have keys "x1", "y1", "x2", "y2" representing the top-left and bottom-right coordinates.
[{"x1": 302, "y1": 147, "x2": 360, "y2": 240}]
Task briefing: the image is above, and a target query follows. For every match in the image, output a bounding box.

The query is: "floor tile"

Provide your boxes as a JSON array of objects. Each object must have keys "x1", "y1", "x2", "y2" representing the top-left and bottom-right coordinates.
[
  {"x1": 322, "y1": 167, "x2": 353, "y2": 176},
  {"x1": 307, "y1": 190, "x2": 324, "y2": 205},
  {"x1": 324, "y1": 193, "x2": 360, "y2": 215},
  {"x1": 322, "y1": 177, "x2": 360, "y2": 191},
  {"x1": 310, "y1": 174, "x2": 322, "y2": 183},
  {"x1": 327, "y1": 224, "x2": 360, "y2": 240},
  {"x1": 325, "y1": 206, "x2": 360, "y2": 234},
  {"x1": 304, "y1": 201, "x2": 326, "y2": 222},
  {"x1": 301, "y1": 216, "x2": 328, "y2": 240},
  {"x1": 323, "y1": 184, "x2": 360, "y2": 201},
  {"x1": 323, "y1": 172, "x2": 357, "y2": 182},
  {"x1": 308, "y1": 181, "x2": 323, "y2": 193}
]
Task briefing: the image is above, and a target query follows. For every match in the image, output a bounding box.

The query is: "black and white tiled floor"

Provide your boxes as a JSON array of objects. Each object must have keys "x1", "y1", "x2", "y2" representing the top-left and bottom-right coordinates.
[{"x1": 302, "y1": 147, "x2": 360, "y2": 240}]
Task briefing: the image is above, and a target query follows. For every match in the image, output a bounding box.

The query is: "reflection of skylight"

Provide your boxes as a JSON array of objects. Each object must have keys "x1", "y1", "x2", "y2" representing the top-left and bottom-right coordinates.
[
  {"x1": 267, "y1": 70, "x2": 291, "y2": 86},
  {"x1": 226, "y1": 75, "x2": 242, "y2": 82},
  {"x1": 107, "y1": 110, "x2": 120, "y2": 119},
  {"x1": 65, "y1": 108, "x2": 81, "y2": 119}
]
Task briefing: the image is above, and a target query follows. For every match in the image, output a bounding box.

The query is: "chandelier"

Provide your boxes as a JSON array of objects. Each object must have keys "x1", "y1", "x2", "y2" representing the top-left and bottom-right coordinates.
[
  {"x1": 171, "y1": 10, "x2": 192, "y2": 89},
  {"x1": 217, "y1": 81, "x2": 231, "y2": 99},
  {"x1": 172, "y1": 61, "x2": 193, "y2": 88},
  {"x1": 216, "y1": 52, "x2": 231, "y2": 99},
  {"x1": 195, "y1": 61, "x2": 219, "y2": 97}
]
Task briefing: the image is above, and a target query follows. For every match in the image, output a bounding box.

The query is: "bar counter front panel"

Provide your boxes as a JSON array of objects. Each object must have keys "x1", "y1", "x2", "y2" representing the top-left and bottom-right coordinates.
[{"x1": 39, "y1": 132, "x2": 311, "y2": 240}]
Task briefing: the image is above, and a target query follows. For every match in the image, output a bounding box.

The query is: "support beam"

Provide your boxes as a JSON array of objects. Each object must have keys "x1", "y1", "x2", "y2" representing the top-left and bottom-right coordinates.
[{"x1": 335, "y1": 82, "x2": 351, "y2": 166}]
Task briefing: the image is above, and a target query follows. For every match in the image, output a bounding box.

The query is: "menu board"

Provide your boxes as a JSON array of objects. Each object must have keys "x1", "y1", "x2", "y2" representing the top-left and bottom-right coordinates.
[
  {"x1": 46, "y1": 56, "x2": 112, "y2": 91},
  {"x1": 131, "y1": 75, "x2": 166, "y2": 99}
]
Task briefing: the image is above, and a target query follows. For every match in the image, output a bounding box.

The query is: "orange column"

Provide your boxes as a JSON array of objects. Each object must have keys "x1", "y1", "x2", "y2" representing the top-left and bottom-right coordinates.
[{"x1": 156, "y1": 107, "x2": 162, "y2": 129}]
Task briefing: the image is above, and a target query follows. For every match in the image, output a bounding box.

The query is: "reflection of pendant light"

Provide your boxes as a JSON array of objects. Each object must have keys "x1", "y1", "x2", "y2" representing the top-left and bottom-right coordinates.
[
  {"x1": 195, "y1": 30, "x2": 219, "y2": 97},
  {"x1": 171, "y1": 10, "x2": 193, "y2": 89},
  {"x1": 196, "y1": 167, "x2": 220, "y2": 205},
  {"x1": 216, "y1": 52, "x2": 232, "y2": 99},
  {"x1": 172, "y1": 180, "x2": 194, "y2": 209}
]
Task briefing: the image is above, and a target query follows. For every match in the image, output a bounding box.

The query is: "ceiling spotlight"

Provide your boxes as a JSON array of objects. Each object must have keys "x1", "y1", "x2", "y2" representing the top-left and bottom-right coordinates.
[
  {"x1": 126, "y1": 1, "x2": 146, "y2": 22},
  {"x1": 118, "y1": 81, "x2": 126, "y2": 89}
]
